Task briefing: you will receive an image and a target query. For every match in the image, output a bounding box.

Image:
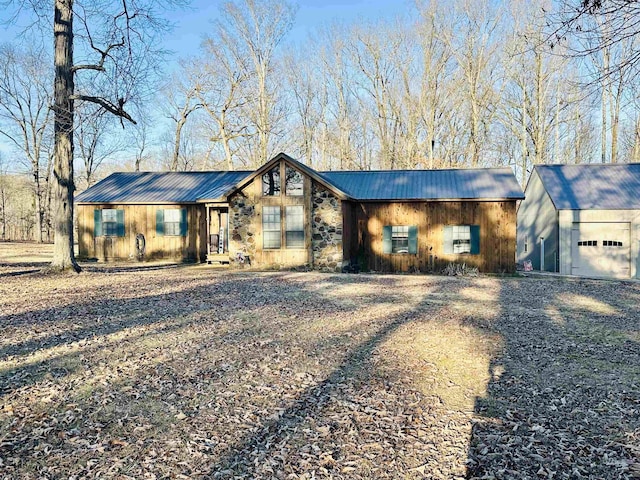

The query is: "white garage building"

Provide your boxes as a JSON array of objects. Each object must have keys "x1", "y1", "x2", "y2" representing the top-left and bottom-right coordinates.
[{"x1": 517, "y1": 163, "x2": 640, "y2": 279}]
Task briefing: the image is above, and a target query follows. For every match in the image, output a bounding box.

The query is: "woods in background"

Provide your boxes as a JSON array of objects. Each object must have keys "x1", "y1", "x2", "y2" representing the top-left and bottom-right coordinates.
[{"x1": 1, "y1": 0, "x2": 639, "y2": 242}]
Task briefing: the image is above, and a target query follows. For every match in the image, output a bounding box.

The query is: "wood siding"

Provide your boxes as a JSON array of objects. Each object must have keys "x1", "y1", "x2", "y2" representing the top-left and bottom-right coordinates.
[
  {"x1": 346, "y1": 201, "x2": 517, "y2": 273},
  {"x1": 77, "y1": 203, "x2": 207, "y2": 262}
]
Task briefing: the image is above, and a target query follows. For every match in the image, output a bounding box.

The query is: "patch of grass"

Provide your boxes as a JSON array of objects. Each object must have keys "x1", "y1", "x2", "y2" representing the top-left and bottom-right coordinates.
[{"x1": 378, "y1": 320, "x2": 502, "y2": 411}]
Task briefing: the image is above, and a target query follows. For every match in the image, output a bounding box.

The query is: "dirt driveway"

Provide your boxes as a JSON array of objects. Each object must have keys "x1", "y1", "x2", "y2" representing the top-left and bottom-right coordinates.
[{"x1": 1, "y1": 243, "x2": 639, "y2": 479}]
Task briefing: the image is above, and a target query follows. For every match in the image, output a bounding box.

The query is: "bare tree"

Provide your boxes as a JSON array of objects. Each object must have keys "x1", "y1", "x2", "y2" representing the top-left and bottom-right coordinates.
[
  {"x1": 444, "y1": 0, "x2": 506, "y2": 167},
  {"x1": 217, "y1": 0, "x2": 296, "y2": 166},
  {"x1": 6, "y1": 0, "x2": 181, "y2": 271},
  {"x1": 196, "y1": 35, "x2": 253, "y2": 170},
  {"x1": 0, "y1": 44, "x2": 52, "y2": 243},
  {"x1": 550, "y1": 1, "x2": 640, "y2": 81},
  {"x1": 129, "y1": 113, "x2": 152, "y2": 171},
  {"x1": 161, "y1": 64, "x2": 203, "y2": 172},
  {"x1": 0, "y1": 154, "x2": 8, "y2": 240},
  {"x1": 75, "y1": 106, "x2": 124, "y2": 188}
]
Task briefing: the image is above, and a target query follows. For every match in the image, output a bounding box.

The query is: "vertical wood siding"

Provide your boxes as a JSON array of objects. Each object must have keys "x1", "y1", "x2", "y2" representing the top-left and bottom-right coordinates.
[
  {"x1": 347, "y1": 201, "x2": 517, "y2": 273},
  {"x1": 77, "y1": 203, "x2": 207, "y2": 262}
]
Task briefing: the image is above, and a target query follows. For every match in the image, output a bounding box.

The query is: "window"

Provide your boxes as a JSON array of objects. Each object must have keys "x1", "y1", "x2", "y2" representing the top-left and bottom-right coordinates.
[
  {"x1": 382, "y1": 225, "x2": 417, "y2": 254},
  {"x1": 603, "y1": 240, "x2": 623, "y2": 247},
  {"x1": 262, "y1": 166, "x2": 281, "y2": 196},
  {"x1": 94, "y1": 208, "x2": 124, "y2": 237},
  {"x1": 524, "y1": 235, "x2": 528, "y2": 253},
  {"x1": 164, "y1": 209, "x2": 182, "y2": 236},
  {"x1": 263, "y1": 206, "x2": 281, "y2": 249},
  {"x1": 285, "y1": 206, "x2": 305, "y2": 248},
  {"x1": 453, "y1": 225, "x2": 471, "y2": 253},
  {"x1": 285, "y1": 166, "x2": 304, "y2": 196},
  {"x1": 443, "y1": 225, "x2": 480, "y2": 254},
  {"x1": 102, "y1": 209, "x2": 119, "y2": 236},
  {"x1": 392, "y1": 226, "x2": 409, "y2": 253},
  {"x1": 156, "y1": 208, "x2": 187, "y2": 236},
  {"x1": 577, "y1": 240, "x2": 597, "y2": 247}
]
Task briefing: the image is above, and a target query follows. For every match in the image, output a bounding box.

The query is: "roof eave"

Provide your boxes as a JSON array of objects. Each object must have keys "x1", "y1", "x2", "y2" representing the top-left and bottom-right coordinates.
[
  {"x1": 354, "y1": 196, "x2": 524, "y2": 203},
  {"x1": 76, "y1": 201, "x2": 199, "y2": 205}
]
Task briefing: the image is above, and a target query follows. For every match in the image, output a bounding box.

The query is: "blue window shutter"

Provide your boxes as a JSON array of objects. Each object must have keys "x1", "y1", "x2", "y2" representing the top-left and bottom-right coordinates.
[
  {"x1": 116, "y1": 209, "x2": 125, "y2": 237},
  {"x1": 443, "y1": 226, "x2": 453, "y2": 254},
  {"x1": 156, "y1": 209, "x2": 164, "y2": 236},
  {"x1": 180, "y1": 208, "x2": 188, "y2": 236},
  {"x1": 382, "y1": 226, "x2": 392, "y2": 254},
  {"x1": 470, "y1": 225, "x2": 481, "y2": 254},
  {"x1": 408, "y1": 226, "x2": 418, "y2": 254},
  {"x1": 94, "y1": 209, "x2": 102, "y2": 237}
]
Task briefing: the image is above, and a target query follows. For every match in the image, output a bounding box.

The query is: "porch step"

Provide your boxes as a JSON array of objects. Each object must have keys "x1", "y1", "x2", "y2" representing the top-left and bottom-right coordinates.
[{"x1": 207, "y1": 253, "x2": 231, "y2": 265}]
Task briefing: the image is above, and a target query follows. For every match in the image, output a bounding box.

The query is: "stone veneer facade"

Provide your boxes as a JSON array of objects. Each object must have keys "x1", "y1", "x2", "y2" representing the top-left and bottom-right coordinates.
[
  {"x1": 311, "y1": 182, "x2": 344, "y2": 271},
  {"x1": 229, "y1": 191, "x2": 257, "y2": 260}
]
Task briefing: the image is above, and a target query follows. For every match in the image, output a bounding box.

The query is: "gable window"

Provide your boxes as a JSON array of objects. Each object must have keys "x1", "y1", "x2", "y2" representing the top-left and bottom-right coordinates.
[
  {"x1": 262, "y1": 166, "x2": 281, "y2": 196},
  {"x1": 94, "y1": 208, "x2": 125, "y2": 237},
  {"x1": 382, "y1": 225, "x2": 418, "y2": 254},
  {"x1": 285, "y1": 205, "x2": 305, "y2": 248},
  {"x1": 156, "y1": 208, "x2": 187, "y2": 236},
  {"x1": 443, "y1": 225, "x2": 480, "y2": 254},
  {"x1": 285, "y1": 166, "x2": 304, "y2": 196},
  {"x1": 263, "y1": 206, "x2": 281, "y2": 249}
]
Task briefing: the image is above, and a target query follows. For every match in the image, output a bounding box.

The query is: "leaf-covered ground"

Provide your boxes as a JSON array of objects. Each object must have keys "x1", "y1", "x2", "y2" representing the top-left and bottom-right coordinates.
[{"x1": 0, "y1": 242, "x2": 639, "y2": 479}]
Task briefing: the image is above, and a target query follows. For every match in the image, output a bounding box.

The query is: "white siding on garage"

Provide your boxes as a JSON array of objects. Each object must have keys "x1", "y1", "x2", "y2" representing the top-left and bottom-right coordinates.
[
  {"x1": 517, "y1": 170, "x2": 559, "y2": 271},
  {"x1": 559, "y1": 209, "x2": 640, "y2": 279}
]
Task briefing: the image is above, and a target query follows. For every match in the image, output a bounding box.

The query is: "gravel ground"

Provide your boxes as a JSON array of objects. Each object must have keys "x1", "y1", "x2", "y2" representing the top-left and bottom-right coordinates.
[{"x1": 0, "y1": 243, "x2": 639, "y2": 479}]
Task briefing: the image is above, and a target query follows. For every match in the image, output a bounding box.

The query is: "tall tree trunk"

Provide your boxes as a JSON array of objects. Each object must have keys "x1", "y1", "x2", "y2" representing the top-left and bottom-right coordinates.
[
  {"x1": 170, "y1": 117, "x2": 187, "y2": 171},
  {"x1": 521, "y1": 88, "x2": 528, "y2": 188},
  {"x1": 34, "y1": 169, "x2": 44, "y2": 243},
  {"x1": 51, "y1": 0, "x2": 80, "y2": 272}
]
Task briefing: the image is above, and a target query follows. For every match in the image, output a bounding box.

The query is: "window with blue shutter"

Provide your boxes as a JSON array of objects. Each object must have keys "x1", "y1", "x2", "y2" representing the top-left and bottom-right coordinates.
[
  {"x1": 116, "y1": 209, "x2": 125, "y2": 237},
  {"x1": 94, "y1": 209, "x2": 102, "y2": 237},
  {"x1": 156, "y1": 208, "x2": 187, "y2": 236},
  {"x1": 180, "y1": 208, "x2": 188, "y2": 236},
  {"x1": 443, "y1": 226, "x2": 453, "y2": 254},
  {"x1": 470, "y1": 225, "x2": 480, "y2": 254},
  {"x1": 383, "y1": 225, "x2": 418, "y2": 254},
  {"x1": 97, "y1": 209, "x2": 124, "y2": 237},
  {"x1": 444, "y1": 225, "x2": 480, "y2": 255},
  {"x1": 382, "y1": 226, "x2": 392, "y2": 254},
  {"x1": 156, "y1": 209, "x2": 164, "y2": 236},
  {"x1": 408, "y1": 226, "x2": 418, "y2": 254}
]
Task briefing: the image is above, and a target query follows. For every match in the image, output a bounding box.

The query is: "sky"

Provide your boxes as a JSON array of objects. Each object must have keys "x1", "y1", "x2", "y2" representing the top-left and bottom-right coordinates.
[{"x1": 165, "y1": 0, "x2": 416, "y2": 57}]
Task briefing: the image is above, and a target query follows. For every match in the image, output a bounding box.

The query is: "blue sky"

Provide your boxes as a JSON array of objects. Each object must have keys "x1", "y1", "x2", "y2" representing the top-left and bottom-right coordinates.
[{"x1": 166, "y1": 0, "x2": 416, "y2": 56}]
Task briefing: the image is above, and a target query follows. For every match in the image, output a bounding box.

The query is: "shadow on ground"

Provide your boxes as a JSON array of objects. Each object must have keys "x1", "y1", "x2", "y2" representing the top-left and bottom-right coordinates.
[{"x1": 466, "y1": 277, "x2": 640, "y2": 479}]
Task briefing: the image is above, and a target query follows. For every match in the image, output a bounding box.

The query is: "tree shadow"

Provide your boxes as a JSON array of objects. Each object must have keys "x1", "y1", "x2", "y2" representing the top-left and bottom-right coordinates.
[
  {"x1": 1, "y1": 270, "x2": 474, "y2": 478},
  {"x1": 204, "y1": 279, "x2": 464, "y2": 477},
  {"x1": 466, "y1": 277, "x2": 640, "y2": 479}
]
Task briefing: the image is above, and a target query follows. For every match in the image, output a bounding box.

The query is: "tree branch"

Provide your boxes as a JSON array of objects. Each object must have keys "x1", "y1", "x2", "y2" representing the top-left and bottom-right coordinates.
[
  {"x1": 71, "y1": 37, "x2": 125, "y2": 73},
  {"x1": 70, "y1": 95, "x2": 137, "y2": 125}
]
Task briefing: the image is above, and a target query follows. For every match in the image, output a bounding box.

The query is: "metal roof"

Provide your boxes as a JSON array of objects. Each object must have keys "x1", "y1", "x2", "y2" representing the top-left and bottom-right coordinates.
[
  {"x1": 320, "y1": 167, "x2": 524, "y2": 201},
  {"x1": 535, "y1": 163, "x2": 640, "y2": 210},
  {"x1": 76, "y1": 164, "x2": 524, "y2": 204},
  {"x1": 75, "y1": 171, "x2": 252, "y2": 203}
]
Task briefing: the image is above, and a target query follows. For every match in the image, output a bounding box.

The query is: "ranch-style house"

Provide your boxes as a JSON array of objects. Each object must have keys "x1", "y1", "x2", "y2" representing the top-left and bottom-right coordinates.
[{"x1": 76, "y1": 152, "x2": 524, "y2": 273}]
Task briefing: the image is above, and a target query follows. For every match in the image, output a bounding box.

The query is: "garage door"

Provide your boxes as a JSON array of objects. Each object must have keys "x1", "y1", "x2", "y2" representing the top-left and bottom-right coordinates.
[{"x1": 571, "y1": 222, "x2": 631, "y2": 278}]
